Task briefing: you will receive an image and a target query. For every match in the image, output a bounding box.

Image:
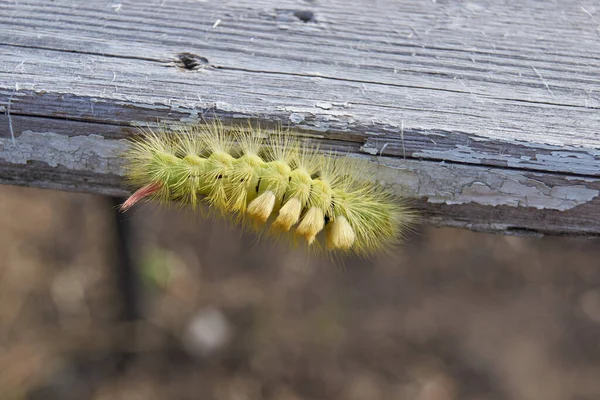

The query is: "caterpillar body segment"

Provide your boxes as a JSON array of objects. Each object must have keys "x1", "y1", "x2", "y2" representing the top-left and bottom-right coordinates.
[{"x1": 121, "y1": 122, "x2": 412, "y2": 257}]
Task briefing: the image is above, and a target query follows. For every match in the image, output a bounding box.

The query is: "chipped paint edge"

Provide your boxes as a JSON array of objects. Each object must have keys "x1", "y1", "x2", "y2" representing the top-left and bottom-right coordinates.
[{"x1": 0, "y1": 130, "x2": 598, "y2": 212}]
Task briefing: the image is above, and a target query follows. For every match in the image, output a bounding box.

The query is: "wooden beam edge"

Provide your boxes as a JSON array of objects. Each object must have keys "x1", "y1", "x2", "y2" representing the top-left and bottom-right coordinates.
[{"x1": 0, "y1": 124, "x2": 598, "y2": 237}]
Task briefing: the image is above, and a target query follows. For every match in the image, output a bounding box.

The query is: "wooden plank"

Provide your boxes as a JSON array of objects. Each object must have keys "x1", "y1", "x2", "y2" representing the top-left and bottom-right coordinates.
[{"x1": 0, "y1": 0, "x2": 599, "y2": 236}]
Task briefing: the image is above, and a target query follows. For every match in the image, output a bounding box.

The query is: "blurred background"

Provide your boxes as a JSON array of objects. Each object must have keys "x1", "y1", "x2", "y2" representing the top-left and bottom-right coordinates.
[{"x1": 0, "y1": 184, "x2": 599, "y2": 400}]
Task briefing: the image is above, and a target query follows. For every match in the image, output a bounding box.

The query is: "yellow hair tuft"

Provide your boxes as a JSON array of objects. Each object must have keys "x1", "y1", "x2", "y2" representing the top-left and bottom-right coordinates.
[{"x1": 120, "y1": 120, "x2": 414, "y2": 258}]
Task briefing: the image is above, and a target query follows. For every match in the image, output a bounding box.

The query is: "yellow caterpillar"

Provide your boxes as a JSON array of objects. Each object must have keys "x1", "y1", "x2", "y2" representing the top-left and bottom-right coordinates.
[{"x1": 120, "y1": 121, "x2": 413, "y2": 257}]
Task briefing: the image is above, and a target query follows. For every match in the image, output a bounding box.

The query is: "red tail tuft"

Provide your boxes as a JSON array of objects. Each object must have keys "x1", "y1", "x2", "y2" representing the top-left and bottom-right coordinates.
[{"x1": 120, "y1": 182, "x2": 163, "y2": 211}]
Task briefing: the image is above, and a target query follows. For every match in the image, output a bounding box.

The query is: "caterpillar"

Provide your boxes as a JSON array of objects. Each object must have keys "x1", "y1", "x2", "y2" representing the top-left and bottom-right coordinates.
[{"x1": 120, "y1": 120, "x2": 413, "y2": 257}]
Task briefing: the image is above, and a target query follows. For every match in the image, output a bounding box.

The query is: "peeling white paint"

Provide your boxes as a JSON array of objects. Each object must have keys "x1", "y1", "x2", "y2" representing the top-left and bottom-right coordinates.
[
  {"x1": 0, "y1": 131, "x2": 127, "y2": 175},
  {"x1": 178, "y1": 109, "x2": 201, "y2": 124},
  {"x1": 315, "y1": 102, "x2": 332, "y2": 110},
  {"x1": 415, "y1": 144, "x2": 600, "y2": 175},
  {"x1": 289, "y1": 113, "x2": 305, "y2": 124},
  {"x1": 371, "y1": 157, "x2": 599, "y2": 211},
  {"x1": 360, "y1": 145, "x2": 379, "y2": 155},
  {"x1": 454, "y1": 179, "x2": 599, "y2": 210},
  {"x1": 0, "y1": 131, "x2": 597, "y2": 213}
]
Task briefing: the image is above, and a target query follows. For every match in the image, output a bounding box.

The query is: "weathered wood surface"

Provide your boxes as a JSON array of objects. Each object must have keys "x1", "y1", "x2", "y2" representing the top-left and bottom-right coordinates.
[{"x1": 0, "y1": 0, "x2": 599, "y2": 236}]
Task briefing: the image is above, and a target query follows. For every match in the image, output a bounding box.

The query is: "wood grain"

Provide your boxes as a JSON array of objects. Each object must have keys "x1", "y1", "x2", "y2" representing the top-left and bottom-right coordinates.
[{"x1": 0, "y1": 0, "x2": 599, "y2": 236}]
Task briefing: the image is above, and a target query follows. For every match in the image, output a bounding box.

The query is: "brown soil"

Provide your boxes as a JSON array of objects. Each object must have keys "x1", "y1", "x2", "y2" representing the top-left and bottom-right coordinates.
[{"x1": 0, "y1": 185, "x2": 599, "y2": 400}]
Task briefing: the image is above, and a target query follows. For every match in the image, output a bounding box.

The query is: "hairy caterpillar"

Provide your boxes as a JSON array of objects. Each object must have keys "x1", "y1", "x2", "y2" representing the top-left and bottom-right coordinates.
[{"x1": 120, "y1": 121, "x2": 413, "y2": 257}]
